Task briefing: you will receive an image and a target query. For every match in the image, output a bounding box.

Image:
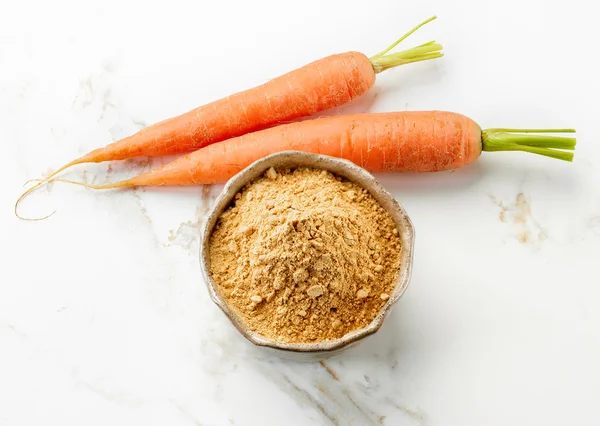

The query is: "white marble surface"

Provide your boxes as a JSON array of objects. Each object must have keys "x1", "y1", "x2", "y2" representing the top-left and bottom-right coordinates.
[{"x1": 2, "y1": 1, "x2": 600, "y2": 424}]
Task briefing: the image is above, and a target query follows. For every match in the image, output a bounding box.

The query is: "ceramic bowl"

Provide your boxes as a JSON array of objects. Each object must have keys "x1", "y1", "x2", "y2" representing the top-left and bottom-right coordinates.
[{"x1": 199, "y1": 151, "x2": 415, "y2": 360}]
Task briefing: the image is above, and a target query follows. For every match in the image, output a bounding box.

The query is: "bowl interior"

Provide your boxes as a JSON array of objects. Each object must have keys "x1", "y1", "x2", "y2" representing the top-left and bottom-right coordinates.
[{"x1": 199, "y1": 151, "x2": 415, "y2": 354}]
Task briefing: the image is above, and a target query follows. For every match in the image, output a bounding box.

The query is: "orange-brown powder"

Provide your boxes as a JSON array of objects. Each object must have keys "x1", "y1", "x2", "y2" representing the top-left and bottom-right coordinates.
[{"x1": 208, "y1": 167, "x2": 402, "y2": 343}]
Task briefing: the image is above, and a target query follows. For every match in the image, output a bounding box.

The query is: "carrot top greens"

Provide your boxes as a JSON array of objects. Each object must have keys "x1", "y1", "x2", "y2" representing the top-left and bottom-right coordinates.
[
  {"x1": 369, "y1": 16, "x2": 443, "y2": 74},
  {"x1": 482, "y1": 128, "x2": 576, "y2": 162}
]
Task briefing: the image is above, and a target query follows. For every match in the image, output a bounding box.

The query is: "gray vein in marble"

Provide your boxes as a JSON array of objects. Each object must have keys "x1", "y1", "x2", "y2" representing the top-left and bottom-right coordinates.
[
  {"x1": 394, "y1": 403, "x2": 426, "y2": 424},
  {"x1": 72, "y1": 60, "x2": 116, "y2": 113},
  {"x1": 258, "y1": 359, "x2": 386, "y2": 426},
  {"x1": 167, "y1": 186, "x2": 214, "y2": 252},
  {"x1": 100, "y1": 89, "x2": 116, "y2": 120},
  {"x1": 340, "y1": 388, "x2": 379, "y2": 423},
  {"x1": 363, "y1": 375, "x2": 372, "y2": 386},
  {"x1": 69, "y1": 58, "x2": 146, "y2": 150},
  {"x1": 319, "y1": 360, "x2": 340, "y2": 381},
  {"x1": 375, "y1": 394, "x2": 427, "y2": 425},
  {"x1": 72, "y1": 78, "x2": 94, "y2": 109},
  {"x1": 281, "y1": 374, "x2": 339, "y2": 426},
  {"x1": 132, "y1": 189, "x2": 153, "y2": 225},
  {"x1": 170, "y1": 400, "x2": 204, "y2": 426},
  {"x1": 6, "y1": 324, "x2": 26, "y2": 338},
  {"x1": 77, "y1": 380, "x2": 145, "y2": 407}
]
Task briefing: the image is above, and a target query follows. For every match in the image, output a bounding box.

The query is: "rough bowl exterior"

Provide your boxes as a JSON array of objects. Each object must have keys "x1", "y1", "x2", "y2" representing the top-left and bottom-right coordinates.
[{"x1": 199, "y1": 151, "x2": 415, "y2": 360}]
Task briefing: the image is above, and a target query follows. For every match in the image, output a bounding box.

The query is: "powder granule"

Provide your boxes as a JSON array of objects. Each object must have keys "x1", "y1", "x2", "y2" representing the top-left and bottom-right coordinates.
[{"x1": 209, "y1": 167, "x2": 402, "y2": 344}]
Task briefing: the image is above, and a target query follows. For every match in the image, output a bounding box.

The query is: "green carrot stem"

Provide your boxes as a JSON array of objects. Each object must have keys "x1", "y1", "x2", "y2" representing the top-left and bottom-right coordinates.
[
  {"x1": 370, "y1": 16, "x2": 438, "y2": 60},
  {"x1": 489, "y1": 134, "x2": 576, "y2": 149},
  {"x1": 412, "y1": 41, "x2": 440, "y2": 49},
  {"x1": 369, "y1": 16, "x2": 443, "y2": 74},
  {"x1": 482, "y1": 128, "x2": 576, "y2": 162},
  {"x1": 371, "y1": 48, "x2": 443, "y2": 73},
  {"x1": 485, "y1": 128, "x2": 576, "y2": 134}
]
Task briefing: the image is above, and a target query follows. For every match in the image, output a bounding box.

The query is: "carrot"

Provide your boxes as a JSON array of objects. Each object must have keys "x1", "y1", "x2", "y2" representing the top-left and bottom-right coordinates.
[
  {"x1": 19, "y1": 16, "x2": 442, "y2": 213},
  {"x1": 29, "y1": 111, "x2": 575, "y2": 192}
]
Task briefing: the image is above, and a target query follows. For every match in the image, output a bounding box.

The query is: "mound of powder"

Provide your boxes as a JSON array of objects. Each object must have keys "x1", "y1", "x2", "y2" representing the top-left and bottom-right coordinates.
[{"x1": 208, "y1": 167, "x2": 402, "y2": 344}]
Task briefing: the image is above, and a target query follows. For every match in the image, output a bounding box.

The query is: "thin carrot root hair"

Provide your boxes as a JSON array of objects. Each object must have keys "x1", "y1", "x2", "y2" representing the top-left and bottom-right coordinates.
[
  {"x1": 15, "y1": 158, "x2": 87, "y2": 221},
  {"x1": 369, "y1": 15, "x2": 443, "y2": 73},
  {"x1": 23, "y1": 178, "x2": 128, "y2": 190},
  {"x1": 15, "y1": 175, "x2": 132, "y2": 220}
]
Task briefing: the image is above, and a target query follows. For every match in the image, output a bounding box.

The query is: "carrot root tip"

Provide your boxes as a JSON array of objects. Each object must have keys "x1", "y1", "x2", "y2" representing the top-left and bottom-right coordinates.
[{"x1": 14, "y1": 157, "x2": 91, "y2": 220}]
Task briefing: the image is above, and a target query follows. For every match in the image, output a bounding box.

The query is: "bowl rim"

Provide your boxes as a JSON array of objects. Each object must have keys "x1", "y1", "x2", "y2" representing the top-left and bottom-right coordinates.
[{"x1": 199, "y1": 150, "x2": 415, "y2": 353}]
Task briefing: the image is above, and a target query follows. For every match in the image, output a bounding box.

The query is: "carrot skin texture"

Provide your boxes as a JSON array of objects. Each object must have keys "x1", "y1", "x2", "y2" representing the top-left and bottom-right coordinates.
[
  {"x1": 125, "y1": 111, "x2": 482, "y2": 187},
  {"x1": 84, "y1": 52, "x2": 376, "y2": 163}
]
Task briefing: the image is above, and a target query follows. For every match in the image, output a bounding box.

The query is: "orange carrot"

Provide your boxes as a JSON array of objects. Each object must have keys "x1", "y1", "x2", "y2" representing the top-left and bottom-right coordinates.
[
  {"x1": 24, "y1": 17, "x2": 442, "y2": 190},
  {"x1": 31, "y1": 111, "x2": 575, "y2": 192}
]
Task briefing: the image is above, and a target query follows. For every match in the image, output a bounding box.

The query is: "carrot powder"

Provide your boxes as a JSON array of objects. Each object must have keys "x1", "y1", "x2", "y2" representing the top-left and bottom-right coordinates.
[
  {"x1": 18, "y1": 15, "x2": 442, "y2": 218},
  {"x1": 26, "y1": 111, "x2": 575, "y2": 195},
  {"x1": 208, "y1": 167, "x2": 402, "y2": 343}
]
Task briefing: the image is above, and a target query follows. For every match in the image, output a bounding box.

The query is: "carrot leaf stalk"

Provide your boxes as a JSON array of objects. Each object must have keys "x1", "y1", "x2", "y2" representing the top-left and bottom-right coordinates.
[
  {"x1": 369, "y1": 16, "x2": 443, "y2": 74},
  {"x1": 482, "y1": 128, "x2": 577, "y2": 162}
]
